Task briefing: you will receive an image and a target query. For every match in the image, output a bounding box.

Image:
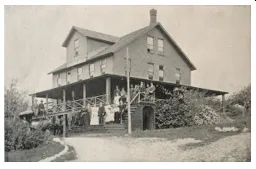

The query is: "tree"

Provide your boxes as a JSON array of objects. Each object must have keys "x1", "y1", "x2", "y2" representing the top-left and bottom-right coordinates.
[
  {"x1": 4, "y1": 79, "x2": 29, "y2": 118},
  {"x1": 228, "y1": 84, "x2": 251, "y2": 125}
]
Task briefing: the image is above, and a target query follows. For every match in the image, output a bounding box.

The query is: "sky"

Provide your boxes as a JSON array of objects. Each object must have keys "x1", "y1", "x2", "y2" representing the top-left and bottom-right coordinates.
[{"x1": 4, "y1": 5, "x2": 251, "y2": 96}]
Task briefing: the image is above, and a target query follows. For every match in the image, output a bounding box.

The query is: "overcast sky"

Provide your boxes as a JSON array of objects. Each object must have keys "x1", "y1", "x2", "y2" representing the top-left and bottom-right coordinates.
[{"x1": 4, "y1": 5, "x2": 251, "y2": 96}]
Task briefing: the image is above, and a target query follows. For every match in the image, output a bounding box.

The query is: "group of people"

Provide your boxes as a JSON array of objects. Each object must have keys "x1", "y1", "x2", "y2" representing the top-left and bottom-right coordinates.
[
  {"x1": 112, "y1": 81, "x2": 156, "y2": 124},
  {"x1": 33, "y1": 99, "x2": 47, "y2": 117}
]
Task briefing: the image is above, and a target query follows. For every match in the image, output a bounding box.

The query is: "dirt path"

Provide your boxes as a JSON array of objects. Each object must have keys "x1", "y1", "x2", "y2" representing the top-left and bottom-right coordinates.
[{"x1": 64, "y1": 133, "x2": 250, "y2": 162}]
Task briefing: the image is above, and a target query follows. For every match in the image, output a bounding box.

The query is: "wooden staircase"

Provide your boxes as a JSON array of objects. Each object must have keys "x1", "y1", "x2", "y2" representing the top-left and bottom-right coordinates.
[{"x1": 71, "y1": 123, "x2": 127, "y2": 134}]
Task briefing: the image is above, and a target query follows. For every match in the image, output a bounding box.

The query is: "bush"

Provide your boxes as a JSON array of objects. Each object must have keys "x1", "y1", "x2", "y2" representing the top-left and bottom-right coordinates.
[
  {"x1": 5, "y1": 117, "x2": 49, "y2": 152},
  {"x1": 155, "y1": 87, "x2": 222, "y2": 129}
]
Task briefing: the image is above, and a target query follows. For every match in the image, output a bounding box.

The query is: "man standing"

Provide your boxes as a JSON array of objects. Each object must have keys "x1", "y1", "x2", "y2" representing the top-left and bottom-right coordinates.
[
  {"x1": 98, "y1": 102, "x2": 106, "y2": 125},
  {"x1": 86, "y1": 103, "x2": 92, "y2": 126},
  {"x1": 149, "y1": 82, "x2": 156, "y2": 101},
  {"x1": 38, "y1": 100, "x2": 45, "y2": 116}
]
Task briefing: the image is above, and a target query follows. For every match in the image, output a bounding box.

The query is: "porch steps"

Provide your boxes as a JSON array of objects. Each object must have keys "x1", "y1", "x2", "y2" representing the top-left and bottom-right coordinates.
[{"x1": 70, "y1": 124, "x2": 127, "y2": 134}]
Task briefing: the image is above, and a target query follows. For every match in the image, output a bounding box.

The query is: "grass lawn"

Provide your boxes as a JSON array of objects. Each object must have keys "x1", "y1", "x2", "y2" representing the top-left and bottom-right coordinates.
[
  {"x1": 131, "y1": 116, "x2": 250, "y2": 149},
  {"x1": 5, "y1": 140, "x2": 65, "y2": 162}
]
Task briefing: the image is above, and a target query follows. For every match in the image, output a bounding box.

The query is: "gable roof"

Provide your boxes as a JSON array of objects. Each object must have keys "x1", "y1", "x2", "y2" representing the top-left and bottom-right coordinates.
[
  {"x1": 91, "y1": 22, "x2": 197, "y2": 70},
  {"x1": 62, "y1": 26, "x2": 119, "y2": 47},
  {"x1": 50, "y1": 22, "x2": 196, "y2": 74}
]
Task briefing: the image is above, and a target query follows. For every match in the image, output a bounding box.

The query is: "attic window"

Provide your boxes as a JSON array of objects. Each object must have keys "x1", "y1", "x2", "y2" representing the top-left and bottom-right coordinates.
[
  {"x1": 100, "y1": 59, "x2": 106, "y2": 74},
  {"x1": 74, "y1": 39, "x2": 79, "y2": 57},
  {"x1": 147, "y1": 36, "x2": 154, "y2": 53},
  {"x1": 89, "y1": 63, "x2": 95, "y2": 78},
  {"x1": 67, "y1": 72, "x2": 71, "y2": 84},
  {"x1": 57, "y1": 74, "x2": 61, "y2": 86},
  {"x1": 175, "y1": 68, "x2": 181, "y2": 84}
]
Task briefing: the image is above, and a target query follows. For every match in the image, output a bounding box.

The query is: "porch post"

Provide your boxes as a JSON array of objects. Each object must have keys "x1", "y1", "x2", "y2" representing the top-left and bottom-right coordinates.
[
  {"x1": 106, "y1": 77, "x2": 111, "y2": 105},
  {"x1": 63, "y1": 89, "x2": 67, "y2": 137},
  {"x1": 46, "y1": 94, "x2": 48, "y2": 114},
  {"x1": 31, "y1": 95, "x2": 35, "y2": 111},
  {"x1": 222, "y1": 94, "x2": 226, "y2": 114},
  {"x1": 83, "y1": 83, "x2": 86, "y2": 106}
]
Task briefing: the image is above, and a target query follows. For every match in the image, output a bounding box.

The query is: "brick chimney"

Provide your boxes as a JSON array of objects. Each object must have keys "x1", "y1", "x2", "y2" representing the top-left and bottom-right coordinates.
[{"x1": 150, "y1": 9, "x2": 157, "y2": 25}]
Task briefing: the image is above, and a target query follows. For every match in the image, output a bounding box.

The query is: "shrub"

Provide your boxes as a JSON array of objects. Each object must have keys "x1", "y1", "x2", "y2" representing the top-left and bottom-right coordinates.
[
  {"x1": 5, "y1": 117, "x2": 49, "y2": 152},
  {"x1": 155, "y1": 87, "x2": 222, "y2": 129}
]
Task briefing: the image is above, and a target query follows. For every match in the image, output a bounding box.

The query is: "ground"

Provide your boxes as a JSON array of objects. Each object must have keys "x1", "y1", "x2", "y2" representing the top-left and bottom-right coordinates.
[{"x1": 64, "y1": 127, "x2": 250, "y2": 162}]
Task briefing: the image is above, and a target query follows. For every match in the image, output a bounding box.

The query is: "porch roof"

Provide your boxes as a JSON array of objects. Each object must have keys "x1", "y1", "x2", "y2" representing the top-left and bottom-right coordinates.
[{"x1": 30, "y1": 74, "x2": 228, "y2": 98}]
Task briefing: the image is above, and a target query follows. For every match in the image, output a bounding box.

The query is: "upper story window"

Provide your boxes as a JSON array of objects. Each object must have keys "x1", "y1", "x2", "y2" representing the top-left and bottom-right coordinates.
[
  {"x1": 100, "y1": 59, "x2": 106, "y2": 74},
  {"x1": 159, "y1": 65, "x2": 164, "y2": 81},
  {"x1": 148, "y1": 63, "x2": 154, "y2": 80},
  {"x1": 67, "y1": 71, "x2": 71, "y2": 84},
  {"x1": 77, "y1": 67, "x2": 83, "y2": 81},
  {"x1": 158, "y1": 38, "x2": 164, "y2": 54},
  {"x1": 74, "y1": 39, "x2": 79, "y2": 57},
  {"x1": 175, "y1": 68, "x2": 181, "y2": 84},
  {"x1": 57, "y1": 73, "x2": 61, "y2": 86},
  {"x1": 89, "y1": 63, "x2": 95, "y2": 78},
  {"x1": 147, "y1": 36, "x2": 154, "y2": 53}
]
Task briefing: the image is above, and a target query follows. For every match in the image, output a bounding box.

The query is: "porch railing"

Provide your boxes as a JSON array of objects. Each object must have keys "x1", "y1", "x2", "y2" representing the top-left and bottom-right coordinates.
[
  {"x1": 130, "y1": 92, "x2": 155, "y2": 105},
  {"x1": 38, "y1": 94, "x2": 108, "y2": 117}
]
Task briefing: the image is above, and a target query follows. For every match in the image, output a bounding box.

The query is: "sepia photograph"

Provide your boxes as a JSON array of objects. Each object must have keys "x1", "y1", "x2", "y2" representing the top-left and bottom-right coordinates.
[{"x1": 4, "y1": 5, "x2": 251, "y2": 162}]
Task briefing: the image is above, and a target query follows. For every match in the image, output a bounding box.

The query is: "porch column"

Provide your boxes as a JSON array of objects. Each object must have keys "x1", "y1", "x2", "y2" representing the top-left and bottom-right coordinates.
[
  {"x1": 106, "y1": 77, "x2": 111, "y2": 104},
  {"x1": 63, "y1": 89, "x2": 67, "y2": 137},
  {"x1": 222, "y1": 94, "x2": 226, "y2": 114},
  {"x1": 83, "y1": 83, "x2": 86, "y2": 106},
  {"x1": 31, "y1": 95, "x2": 35, "y2": 111},
  {"x1": 46, "y1": 94, "x2": 48, "y2": 114}
]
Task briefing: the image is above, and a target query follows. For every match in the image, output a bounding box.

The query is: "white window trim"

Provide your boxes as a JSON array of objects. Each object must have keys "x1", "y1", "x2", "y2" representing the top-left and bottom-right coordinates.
[
  {"x1": 158, "y1": 38, "x2": 164, "y2": 54},
  {"x1": 77, "y1": 67, "x2": 83, "y2": 80},
  {"x1": 57, "y1": 74, "x2": 61, "y2": 86},
  {"x1": 89, "y1": 63, "x2": 95, "y2": 77},
  {"x1": 159, "y1": 65, "x2": 164, "y2": 81},
  {"x1": 147, "y1": 36, "x2": 154, "y2": 53},
  {"x1": 67, "y1": 72, "x2": 71, "y2": 83}
]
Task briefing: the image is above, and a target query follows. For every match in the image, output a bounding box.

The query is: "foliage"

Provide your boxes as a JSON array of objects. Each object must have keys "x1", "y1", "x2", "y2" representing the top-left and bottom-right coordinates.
[
  {"x1": 155, "y1": 87, "x2": 222, "y2": 129},
  {"x1": 5, "y1": 79, "x2": 49, "y2": 152},
  {"x1": 5, "y1": 79, "x2": 29, "y2": 118},
  {"x1": 228, "y1": 84, "x2": 251, "y2": 111},
  {"x1": 5, "y1": 117, "x2": 49, "y2": 152}
]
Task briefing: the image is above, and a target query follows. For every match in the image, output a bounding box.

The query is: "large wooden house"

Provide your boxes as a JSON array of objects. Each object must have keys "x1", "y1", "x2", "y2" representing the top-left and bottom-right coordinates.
[{"x1": 30, "y1": 9, "x2": 227, "y2": 133}]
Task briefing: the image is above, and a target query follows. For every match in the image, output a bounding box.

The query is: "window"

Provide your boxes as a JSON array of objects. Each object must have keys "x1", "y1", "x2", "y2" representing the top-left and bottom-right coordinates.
[
  {"x1": 100, "y1": 59, "x2": 106, "y2": 74},
  {"x1": 89, "y1": 63, "x2": 95, "y2": 77},
  {"x1": 147, "y1": 36, "x2": 154, "y2": 53},
  {"x1": 159, "y1": 65, "x2": 164, "y2": 81},
  {"x1": 158, "y1": 39, "x2": 164, "y2": 54},
  {"x1": 57, "y1": 74, "x2": 61, "y2": 86},
  {"x1": 77, "y1": 67, "x2": 82, "y2": 80},
  {"x1": 175, "y1": 68, "x2": 181, "y2": 84},
  {"x1": 74, "y1": 39, "x2": 79, "y2": 57},
  {"x1": 67, "y1": 72, "x2": 71, "y2": 84},
  {"x1": 148, "y1": 63, "x2": 154, "y2": 80}
]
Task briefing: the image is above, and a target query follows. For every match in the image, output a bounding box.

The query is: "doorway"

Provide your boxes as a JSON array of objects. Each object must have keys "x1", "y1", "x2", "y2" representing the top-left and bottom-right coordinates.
[{"x1": 142, "y1": 106, "x2": 154, "y2": 130}]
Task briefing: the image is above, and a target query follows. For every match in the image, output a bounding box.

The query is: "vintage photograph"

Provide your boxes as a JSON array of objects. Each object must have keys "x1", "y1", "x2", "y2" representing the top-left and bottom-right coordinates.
[{"x1": 4, "y1": 5, "x2": 251, "y2": 162}]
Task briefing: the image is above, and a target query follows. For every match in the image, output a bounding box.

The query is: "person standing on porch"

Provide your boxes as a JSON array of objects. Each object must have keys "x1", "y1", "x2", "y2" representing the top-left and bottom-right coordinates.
[
  {"x1": 149, "y1": 82, "x2": 156, "y2": 101},
  {"x1": 140, "y1": 82, "x2": 146, "y2": 93},
  {"x1": 145, "y1": 83, "x2": 150, "y2": 100},
  {"x1": 38, "y1": 100, "x2": 45, "y2": 116},
  {"x1": 114, "y1": 85, "x2": 121, "y2": 97},
  {"x1": 130, "y1": 84, "x2": 135, "y2": 102},
  {"x1": 98, "y1": 102, "x2": 106, "y2": 125},
  {"x1": 120, "y1": 87, "x2": 127, "y2": 103},
  {"x1": 86, "y1": 103, "x2": 92, "y2": 126}
]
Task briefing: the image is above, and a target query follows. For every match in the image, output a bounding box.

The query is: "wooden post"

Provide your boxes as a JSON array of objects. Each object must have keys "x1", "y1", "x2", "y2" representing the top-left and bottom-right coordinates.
[
  {"x1": 46, "y1": 94, "x2": 48, "y2": 114},
  {"x1": 63, "y1": 89, "x2": 66, "y2": 137},
  {"x1": 83, "y1": 84, "x2": 86, "y2": 106},
  {"x1": 222, "y1": 94, "x2": 226, "y2": 114},
  {"x1": 126, "y1": 47, "x2": 132, "y2": 134},
  {"x1": 106, "y1": 77, "x2": 111, "y2": 105}
]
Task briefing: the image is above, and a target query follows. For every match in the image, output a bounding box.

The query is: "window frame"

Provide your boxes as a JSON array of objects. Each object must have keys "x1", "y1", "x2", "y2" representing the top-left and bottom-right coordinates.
[
  {"x1": 74, "y1": 38, "x2": 79, "y2": 57},
  {"x1": 100, "y1": 59, "x2": 107, "y2": 74},
  {"x1": 148, "y1": 63, "x2": 154, "y2": 80},
  {"x1": 77, "y1": 67, "x2": 83, "y2": 81},
  {"x1": 57, "y1": 73, "x2": 61, "y2": 86},
  {"x1": 157, "y1": 38, "x2": 164, "y2": 55},
  {"x1": 147, "y1": 36, "x2": 154, "y2": 54},
  {"x1": 89, "y1": 63, "x2": 95, "y2": 77},
  {"x1": 67, "y1": 71, "x2": 71, "y2": 84},
  {"x1": 159, "y1": 65, "x2": 164, "y2": 81},
  {"x1": 175, "y1": 68, "x2": 181, "y2": 84}
]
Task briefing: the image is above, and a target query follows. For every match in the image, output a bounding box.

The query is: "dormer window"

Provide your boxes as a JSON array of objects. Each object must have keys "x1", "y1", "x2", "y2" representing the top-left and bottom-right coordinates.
[
  {"x1": 147, "y1": 36, "x2": 154, "y2": 53},
  {"x1": 74, "y1": 39, "x2": 79, "y2": 57},
  {"x1": 158, "y1": 38, "x2": 164, "y2": 55},
  {"x1": 77, "y1": 67, "x2": 83, "y2": 81}
]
